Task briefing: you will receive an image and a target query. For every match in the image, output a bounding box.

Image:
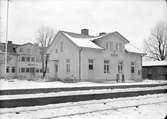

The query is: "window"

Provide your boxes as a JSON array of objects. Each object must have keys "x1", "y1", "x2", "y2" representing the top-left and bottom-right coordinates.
[
  {"x1": 110, "y1": 42, "x2": 113, "y2": 51},
  {"x1": 21, "y1": 57, "x2": 25, "y2": 62},
  {"x1": 119, "y1": 43, "x2": 123, "y2": 52},
  {"x1": 66, "y1": 64, "x2": 70, "y2": 73},
  {"x1": 106, "y1": 42, "x2": 109, "y2": 50},
  {"x1": 138, "y1": 70, "x2": 141, "y2": 75},
  {"x1": 27, "y1": 49, "x2": 31, "y2": 54},
  {"x1": 6, "y1": 66, "x2": 9, "y2": 73},
  {"x1": 20, "y1": 48, "x2": 23, "y2": 53},
  {"x1": 88, "y1": 59, "x2": 94, "y2": 70},
  {"x1": 31, "y1": 57, "x2": 35, "y2": 62},
  {"x1": 55, "y1": 49, "x2": 58, "y2": 53},
  {"x1": 26, "y1": 68, "x2": 30, "y2": 73},
  {"x1": 26, "y1": 57, "x2": 30, "y2": 62},
  {"x1": 13, "y1": 48, "x2": 16, "y2": 52},
  {"x1": 12, "y1": 67, "x2": 15, "y2": 73},
  {"x1": 116, "y1": 43, "x2": 119, "y2": 51},
  {"x1": 21, "y1": 68, "x2": 25, "y2": 73},
  {"x1": 118, "y1": 61, "x2": 123, "y2": 73},
  {"x1": 131, "y1": 62, "x2": 135, "y2": 73},
  {"x1": 30, "y1": 68, "x2": 35, "y2": 73},
  {"x1": 104, "y1": 60, "x2": 110, "y2": 73},
  {"x1": 66, "y1": 59, "x2": 70, "y2": 73},
  {"x1": 36, "y1": 69, "x2": 39, "y2": 73},
  {"x1": 60, "y1": 42, "x2": 63, "y2": 52},
  {"x1": 55, "y1": 64, "x2": 58, "y2": 73}
]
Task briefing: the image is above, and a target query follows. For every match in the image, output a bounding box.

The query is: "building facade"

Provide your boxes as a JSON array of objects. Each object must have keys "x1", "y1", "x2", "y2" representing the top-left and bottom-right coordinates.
[
  {"x1": 142, "y1": 61, "x2": 167, "y2": 80},
  {"x1": 0, "y1": 41, "x2": 43, "y2": 79},
  {"x1": 47, "y1": 29, "x2": 144, "y2": 82}
]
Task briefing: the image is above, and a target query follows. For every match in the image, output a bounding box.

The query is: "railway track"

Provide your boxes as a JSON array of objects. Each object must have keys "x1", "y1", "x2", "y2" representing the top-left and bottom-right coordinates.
[
  {"x1": 0, "y1": 94, "x2": 166, "y2": 119},
  {"x1": 0, "y1": 83, "x2": 167, "y2": 95},
  {"x1": 46, "y1": 101, "x2": 167, "y2": 119},
  {"x1": 0, "y1": 86, "x2": 166, "y2": 108}
]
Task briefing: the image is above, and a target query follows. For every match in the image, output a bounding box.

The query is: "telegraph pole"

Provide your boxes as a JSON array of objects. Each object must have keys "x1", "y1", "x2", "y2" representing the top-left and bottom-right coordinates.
[{"x1": 4, "y1": 0, "x2": 9, "y2": 79}]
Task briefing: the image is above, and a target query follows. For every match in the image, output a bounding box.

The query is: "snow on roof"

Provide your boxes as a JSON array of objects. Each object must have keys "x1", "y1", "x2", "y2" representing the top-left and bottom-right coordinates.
[
  {"x1": 125, "y1": 43, "x2": 145, "y2": 54},
  {"x1": 143, "y1": 61, "x2": 167, "y2": 67},
  {"x1": 63, "y1": 32, "x2": 103, "y2": 49}
]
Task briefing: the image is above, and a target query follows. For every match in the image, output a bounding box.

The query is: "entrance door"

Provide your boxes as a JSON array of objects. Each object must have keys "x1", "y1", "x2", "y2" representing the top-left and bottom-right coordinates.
[
  {"x1": 88, "y1": 59, "x2": 94, "y2": 80},
  {"x1": 131, "y1": 62, "x2": 135, "y2": 80},
  {"x1": 117, "y1": 61, "x2": 124, "y2": 82}
]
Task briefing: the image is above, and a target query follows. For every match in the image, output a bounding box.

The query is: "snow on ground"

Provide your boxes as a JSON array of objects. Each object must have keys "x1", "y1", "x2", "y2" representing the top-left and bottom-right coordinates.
[
  {"x1": 0, "y1": 86, "x2": 166, "y2": 100},
  {"x1": 0, "y1": 94, "x2": 167, "y2": 119},
  {"x1": 0, "y1": 79, "x2": 167, "y2": 90}
]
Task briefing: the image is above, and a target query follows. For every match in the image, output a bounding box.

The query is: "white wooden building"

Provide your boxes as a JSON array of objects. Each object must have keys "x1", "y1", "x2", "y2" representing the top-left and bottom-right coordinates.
[
  {"x1": 0, "y1": 42, "x2": 43, "y2": 79},
  {"x1": 47, "y1": 29, "x2": 144, "y2": 82}
]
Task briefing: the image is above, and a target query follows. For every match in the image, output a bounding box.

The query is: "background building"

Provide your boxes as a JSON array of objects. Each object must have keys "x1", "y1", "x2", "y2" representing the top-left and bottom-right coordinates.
[
  {"x1": 142, "y1": 61, "x2": 167, "y2": 80},
  {"x1": 0, "y1": 41, "x2": 43, "y2": 79}
]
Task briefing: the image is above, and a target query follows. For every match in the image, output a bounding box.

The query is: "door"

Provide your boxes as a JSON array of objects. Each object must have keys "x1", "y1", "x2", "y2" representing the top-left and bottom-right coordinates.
[
  {"x1": 131, "y1": 62, "x2": 135, "y2": 80},
  {"x1": 88, "y1": 59, "x2": 94, "y2": 80},
  {"x1": 117, "y1": 61, "x2": 124, "y2": 82},
  {"x1": 54, "y1": 61, "x2": 59, "y2": 78}
]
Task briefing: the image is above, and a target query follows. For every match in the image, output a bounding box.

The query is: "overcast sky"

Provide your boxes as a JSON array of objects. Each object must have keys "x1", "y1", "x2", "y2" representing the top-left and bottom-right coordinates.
[{"x1": 0, "y1": 0, "x2": 166, "y2": 49}]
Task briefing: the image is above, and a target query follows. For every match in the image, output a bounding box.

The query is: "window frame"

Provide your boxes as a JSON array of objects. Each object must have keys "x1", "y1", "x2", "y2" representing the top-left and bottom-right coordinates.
[
  {"x1": 131, "y1": 62, "x2": 135, "y2": 73},
  {"x1": 104, "y1": 60, "x2": 110, "y2": 73},
  {"x1": 11, "y1": 67, "x2": 16, "y2": 73},
  {"x1": 110, "y1": 41, "x2": 113, "y2": 51},
  {"x1": 21, "y1": 68, "x2": 25, "y2": 73},
  {"x1": 6, "y1": 66, "x2": 10, "y2": 73},
  {"x1": 66, "y1": 59, "x2": 70, "y2": 73},
  {"x1": 26, "y1": 57, "x2": 30, "y2": 62},
  {"x1": 60, "y1": 42, "x2": 63, "y2": 52},
  {"x1": 88, "y1": 59, "x2": 94, "y2": 70},
  {"x1": 118, "y1": 61, "x2": 123, "y2": 73},
  {"x1": 21, "y1": 56, "x2": 25, "y2": 62}
]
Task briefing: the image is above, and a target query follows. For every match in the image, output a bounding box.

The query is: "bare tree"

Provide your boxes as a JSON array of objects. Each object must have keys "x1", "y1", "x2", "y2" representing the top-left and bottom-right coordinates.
[
  {"x1": 144, "y1": 21, "x2": 167, "y2": 61},
  {"x1": 36, "y1": 26, "x2": 56, "y2": 79}
]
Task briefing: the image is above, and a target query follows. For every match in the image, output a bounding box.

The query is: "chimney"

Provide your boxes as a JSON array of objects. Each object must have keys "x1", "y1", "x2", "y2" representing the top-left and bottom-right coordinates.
[
  {"x1": 8, "y1": 41, "x2": 12, "y2": 44},
  {"x1": 99, "y1": 32, "x2": 106, "y2": 36},
  {"x1": 81, "y1": 29, "x2": 89, "y2": 35}
]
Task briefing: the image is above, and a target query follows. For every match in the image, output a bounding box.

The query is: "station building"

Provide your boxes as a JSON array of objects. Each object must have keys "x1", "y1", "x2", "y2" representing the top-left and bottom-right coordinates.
[{"x1": 47, "y1": 29, "x2": 145, "y2": 82}]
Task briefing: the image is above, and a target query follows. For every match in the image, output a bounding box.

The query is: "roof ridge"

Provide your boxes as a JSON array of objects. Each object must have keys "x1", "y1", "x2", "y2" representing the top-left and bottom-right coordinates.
[{"x1": 60, "y1": 30, "x2": 95, "y2": 38}]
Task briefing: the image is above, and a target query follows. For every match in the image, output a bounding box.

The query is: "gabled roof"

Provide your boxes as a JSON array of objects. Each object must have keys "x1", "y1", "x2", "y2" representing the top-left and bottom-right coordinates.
[
  {"x1": 125, "y1": 43, "x2": 145, "y2": 54},
  {"x1": 143, "y1": 61, "x2": 167, "y2": 67},
  {"x1": 92, "y1": 31, "x2": 129, "y2": 43},
  {"x1": 0, "y1": 42, "x2": 20, "y2": 54},
  {"x1": 62, "y1": 31, "x2": 104, "y2": 49},
  {"x1": 50, "y1": 30, "x2": 143, "y2": 55},
  {"x1": 61, "y1": 31, "x2": 130, "y2": 50}
]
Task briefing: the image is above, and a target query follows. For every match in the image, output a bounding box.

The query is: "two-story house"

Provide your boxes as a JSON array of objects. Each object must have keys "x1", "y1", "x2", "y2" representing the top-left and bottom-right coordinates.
[
  {"x1": 16, "y1": 43, "x2": 43, "y2": 79},
  {"x1": 0, "y1": 41, "x2": 43, "y2": 79},
  {"x1": 47, "y1": 29, "x2": 145, "y2": 82}
]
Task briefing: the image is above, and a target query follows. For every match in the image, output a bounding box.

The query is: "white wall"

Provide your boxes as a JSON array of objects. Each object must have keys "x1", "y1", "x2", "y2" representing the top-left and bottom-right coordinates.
[
  {"x1": 48, "y1": 32, "x2": 80, "y2": 80},
  {"x1": 48, "y1": 32, "x2": 142, "y2": 82}
]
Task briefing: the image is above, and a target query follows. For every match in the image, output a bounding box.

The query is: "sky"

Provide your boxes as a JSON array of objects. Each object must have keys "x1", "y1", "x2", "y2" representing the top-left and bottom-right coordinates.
[{"x1": 0, "y1": 0, "x2": 166, "y2": 50}]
